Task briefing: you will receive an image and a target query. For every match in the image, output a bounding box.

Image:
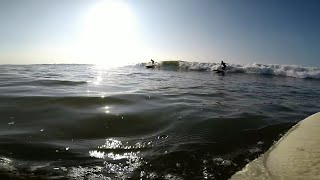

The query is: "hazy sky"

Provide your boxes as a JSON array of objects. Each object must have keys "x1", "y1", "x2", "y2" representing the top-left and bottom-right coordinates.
[{"x1": 0, "y1": 0, "x2": 319, "y2": 66}]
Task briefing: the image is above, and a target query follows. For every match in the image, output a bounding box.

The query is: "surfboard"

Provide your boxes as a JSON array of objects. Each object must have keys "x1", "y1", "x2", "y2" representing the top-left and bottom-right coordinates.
[
  {"x1": 146, "y1": 65, "x2": 155, "y2": 69},
  {"x1": 214, "y1": 69, "x2": 225, "y2": 73},
  {"x1": 230, "y1": 112, "x2": 320, "y2": 179}
]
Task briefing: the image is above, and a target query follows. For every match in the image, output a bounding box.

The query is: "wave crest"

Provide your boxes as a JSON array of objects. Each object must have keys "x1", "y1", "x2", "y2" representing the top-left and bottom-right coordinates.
[{"x1": 137, "y1": 61, "x2": 320, "y2": 79}]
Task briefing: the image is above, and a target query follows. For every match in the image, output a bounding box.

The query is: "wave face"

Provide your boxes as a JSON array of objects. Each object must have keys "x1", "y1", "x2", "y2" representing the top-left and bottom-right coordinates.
[{"x1": 138, "y1": 61, "x2": 320, "y2": 79}]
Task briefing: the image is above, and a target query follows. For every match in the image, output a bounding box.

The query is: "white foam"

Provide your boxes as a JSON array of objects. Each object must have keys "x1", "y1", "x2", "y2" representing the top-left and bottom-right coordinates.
[
  {"x1": 138, "y1": 61, "x2": 320, "y2": 79},
  {"x1": 228, "y1": 63, "x2": 320, "y2": 79}
]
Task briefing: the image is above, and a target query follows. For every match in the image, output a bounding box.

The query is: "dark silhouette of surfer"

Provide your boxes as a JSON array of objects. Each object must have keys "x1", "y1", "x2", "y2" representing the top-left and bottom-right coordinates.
[
  {"x1": 151, "y1": 59, "x2": 154, "y2": 65},
  {"x1": 221, "y1": 61, "x2": 227, "y2": 70}
]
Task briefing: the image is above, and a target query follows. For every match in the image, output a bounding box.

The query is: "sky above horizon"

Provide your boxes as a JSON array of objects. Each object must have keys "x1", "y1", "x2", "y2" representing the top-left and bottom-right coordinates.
[{"x1": 0, "y1": 0, "x2": 319, "y2": 66}]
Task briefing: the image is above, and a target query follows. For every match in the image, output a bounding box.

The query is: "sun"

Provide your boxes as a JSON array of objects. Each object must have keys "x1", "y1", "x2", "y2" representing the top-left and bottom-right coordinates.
[{"x1": 77, "y1": 0, "x2": 141, "y2": 67}]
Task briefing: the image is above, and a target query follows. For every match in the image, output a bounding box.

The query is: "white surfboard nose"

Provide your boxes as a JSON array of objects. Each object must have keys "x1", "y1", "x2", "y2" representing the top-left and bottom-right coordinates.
[{"x1": 230, "y1": 112, "x2": 320, "y2": 180}]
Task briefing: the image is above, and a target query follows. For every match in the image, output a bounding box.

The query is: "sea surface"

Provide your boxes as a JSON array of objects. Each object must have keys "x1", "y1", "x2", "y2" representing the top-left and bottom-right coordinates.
[{"x1": 0, "y1": 62, "x2": 319, "y2": 179}]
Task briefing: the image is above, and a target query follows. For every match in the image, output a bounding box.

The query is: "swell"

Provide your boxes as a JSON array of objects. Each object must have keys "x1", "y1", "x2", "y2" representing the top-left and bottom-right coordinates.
[
  {"x1": 0, "y1": 79, "x2": 87, "y2": 87},
  {"x1": 0, "y1": 95, "x2": 135, "y2": 109},
  {"x1": 0, "y1": 94, "x2": 177, "y2": 139}
]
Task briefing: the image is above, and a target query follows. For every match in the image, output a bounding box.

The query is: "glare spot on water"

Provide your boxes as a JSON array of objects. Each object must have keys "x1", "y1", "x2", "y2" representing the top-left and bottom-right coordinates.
[
  {"x1": 87, "y1": 138, "x2": 154, "y2": 178},
  {"x1": 213, "y1": 157, "x2": 232, "y2": 166},
  {"x1": 0, "y1": 157, "x2": 11, "y2": 164},
  {"x1": 203, "y1": 166, "x2": 208, "y2": 179},
  {"x1": 61, "y1": 166, "x2": 68, "y2": 171},
  {"x1": 0, "y1": 157, "x2": 15, "y2": 173},
  {"x1": 89, "y1": 138, "x2": 153, "y2": 179},
  {"x1": 99, "y1": 106, "x2": 111, "y2": 114},
  {"x1": 40, "y1": 129, "x2": 44, "y2": 132},
  {"x1": 176, "y1": 163, "x2": 181, "y2": 168},
  {"x1": 93, "y1": 76, "x2": 103, "y2": 85},
  {"x1": 164, "y1": 173, "x2": 183, "y2": 180},
  {"x1": 106, "y1": 152, "x2": 140, "y2": 161},
  {"x1": 158, "y1": 134, "x2": 169, "y2": 139},
  {"x1": 104, "y1": 106, "x2": 111, "y2": 114},
  {"x1": 148, "y1": 172, "x2": 158, "y2": 179},
  {"x1": 248, "y1": 147, "x2": 261, "y2": 154},
  {"x1": 99, "y1": 138, "x2": 122, "y2": 149},
  {"x1": 29, "y1": 163, "x2": 51, "y2": 172},
  {"x1": 140, "y1": 170, "x2": 146, "y2": 178},
  {"x1": 68, "y1": 166, "x2": 104, "y2": 179},
  {"x1": 257, "y1": 141, "x2": 264, "y2": 145},
  {"x1": 89, "y1": 150, "x2": 105, "y2": 159}
]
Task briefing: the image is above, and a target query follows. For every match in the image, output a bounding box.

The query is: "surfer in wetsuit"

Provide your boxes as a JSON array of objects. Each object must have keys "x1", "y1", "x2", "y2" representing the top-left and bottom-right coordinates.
[
  {"x1": 221, "y1": 61, "x2": 227, "y2": 70},
  {"x1": 151, "y1": 59, "x2": 154, "y2": 65}
]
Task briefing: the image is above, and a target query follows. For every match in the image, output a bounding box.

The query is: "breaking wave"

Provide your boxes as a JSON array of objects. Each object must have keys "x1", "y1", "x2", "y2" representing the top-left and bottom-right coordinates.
[{"x1": 137, "y1": 61, "x2": 320, "y2": 79}]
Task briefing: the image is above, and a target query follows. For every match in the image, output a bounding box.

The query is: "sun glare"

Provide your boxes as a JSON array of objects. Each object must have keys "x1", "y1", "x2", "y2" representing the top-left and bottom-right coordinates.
[{"x1": 77, "y1": 0, "x2": 141, "y2": 67}]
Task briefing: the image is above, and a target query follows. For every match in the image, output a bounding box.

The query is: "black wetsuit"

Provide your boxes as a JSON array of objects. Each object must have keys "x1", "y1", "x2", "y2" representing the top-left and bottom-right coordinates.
[{"x1": 221, "y1": 62, "x2": 226, "y2": 70}]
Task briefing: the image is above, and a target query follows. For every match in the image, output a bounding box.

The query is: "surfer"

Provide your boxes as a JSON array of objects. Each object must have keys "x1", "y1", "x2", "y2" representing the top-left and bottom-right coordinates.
[
  {"x1": 146, "y1": 59, "x2": 155, "y2": 68},
  {"x1": 221, "y1": 61, "x2": 227, "y2": 70}
]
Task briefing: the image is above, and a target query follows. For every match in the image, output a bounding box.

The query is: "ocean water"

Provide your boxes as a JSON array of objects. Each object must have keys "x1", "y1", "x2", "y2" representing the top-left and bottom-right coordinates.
[{"x1": 0, "y1": 62, "x2": 319, "y2": 179}]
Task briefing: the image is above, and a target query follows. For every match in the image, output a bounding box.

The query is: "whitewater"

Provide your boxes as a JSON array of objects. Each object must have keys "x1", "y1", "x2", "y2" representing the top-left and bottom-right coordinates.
[{"x1": 139, "y1": 61, "x2": 320, "y2": 79}]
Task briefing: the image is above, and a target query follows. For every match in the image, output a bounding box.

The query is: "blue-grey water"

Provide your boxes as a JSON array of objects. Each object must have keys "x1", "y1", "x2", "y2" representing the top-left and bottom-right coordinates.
[{"x1": 0, "y1": 64, "x2": 319, "y2": 179}]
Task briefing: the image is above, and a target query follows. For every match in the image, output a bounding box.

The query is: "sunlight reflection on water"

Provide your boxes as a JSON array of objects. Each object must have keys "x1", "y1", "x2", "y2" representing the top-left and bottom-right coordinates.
[{"x1": 85, "y1": 138, "x2": 152, "y2": 179}]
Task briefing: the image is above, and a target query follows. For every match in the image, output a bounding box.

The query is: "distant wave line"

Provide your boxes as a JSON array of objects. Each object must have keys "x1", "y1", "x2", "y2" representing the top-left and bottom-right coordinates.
[{"x1": 136, "y1": 61, "x2": 320, "y2": 79}]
